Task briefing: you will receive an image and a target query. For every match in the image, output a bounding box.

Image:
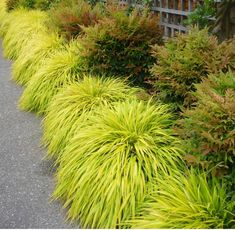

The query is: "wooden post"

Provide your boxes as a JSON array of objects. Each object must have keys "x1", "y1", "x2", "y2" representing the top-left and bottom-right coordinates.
[
  {"x1": 180, "y1": 0, "x2": 184, "y2": 10},
  {"x1": 213, "y1": 0, "x2": 235, "y2": 40},
  {"x1": 188, "y1": 0, "x2": 192, "y2": 11}
]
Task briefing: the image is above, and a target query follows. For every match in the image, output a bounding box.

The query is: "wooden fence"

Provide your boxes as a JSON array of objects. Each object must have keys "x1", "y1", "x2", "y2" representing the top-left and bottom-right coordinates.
[{"x1": 119, "y1": 0, "x2": 220, "y2": 38}]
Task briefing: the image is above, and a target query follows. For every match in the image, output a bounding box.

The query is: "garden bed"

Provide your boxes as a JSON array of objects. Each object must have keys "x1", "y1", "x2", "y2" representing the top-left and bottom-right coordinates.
[{"x1": 0, "y1": 0, "x2": 234, "y2": 228}]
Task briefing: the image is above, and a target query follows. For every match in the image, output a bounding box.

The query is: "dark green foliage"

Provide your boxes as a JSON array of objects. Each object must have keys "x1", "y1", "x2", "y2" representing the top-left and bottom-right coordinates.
[
  {"x1": 87, "y1": 0, "x2": 106, "y2": 6},
  {"x1": 151, "y1": 28, "x2": 235, "y2": 110},
  {"x1": 186, "y1": 0, "x2": 216, "y2": 29},
  {"x1": 6, "y1": 0, "x2": 61, "y2": 11},
  {"x1": 34, "y1": 0, "x2": 62, "y2": 10},
  {"x1": 178, "y1": 71, "x2": 235, "y2": 185},
  {"x1": 79, "y1": 9, "x2": 162, "y2": 86},
  {"x1": 19, "y1": 0, "x2": 35, "y2": 9}
]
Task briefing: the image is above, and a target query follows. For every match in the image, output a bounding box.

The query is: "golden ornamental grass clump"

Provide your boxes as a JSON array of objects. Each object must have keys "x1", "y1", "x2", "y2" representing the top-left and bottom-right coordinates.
[
  {"x1": 0, "y1": 0, "x2": 7, "y2": 28},
  {"x1": 12, "y1": 32, "x2": 65, "y2": 85},
  {"x1": 130, "y1": 169, "x2": 235, "y2": 229},
  {"x1": 53, "y1": 99, "x2": 183, "y2": 228},
  {"x1": 0, "y1": 8, "x2": 22, "y2": 37},
  {"x1": 2, "y1": 9, "x2": 49, "y2": 60},
  {"x1": 43, "y1": 76, "x2": 140, "y2": 159},
  {"x1": 19, "y1": 40, "x2": 84, "y2": 115}
]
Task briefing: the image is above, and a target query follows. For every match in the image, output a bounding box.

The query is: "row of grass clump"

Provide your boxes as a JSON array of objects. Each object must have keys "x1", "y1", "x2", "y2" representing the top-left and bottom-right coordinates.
[{"x1": 0, "y1": 0, "x2": 234, "y2": 228}]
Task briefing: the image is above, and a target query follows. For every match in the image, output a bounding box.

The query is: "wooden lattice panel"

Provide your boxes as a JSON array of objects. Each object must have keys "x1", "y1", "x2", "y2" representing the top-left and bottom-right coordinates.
[{"x1": 120, "y1": 0, "x2": 199, "y2": 37}]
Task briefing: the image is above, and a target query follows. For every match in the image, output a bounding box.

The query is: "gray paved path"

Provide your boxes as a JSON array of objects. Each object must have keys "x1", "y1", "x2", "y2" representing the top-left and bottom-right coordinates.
[{"x1": 0, "y1": 41, "x2": 74, "y2": 228}]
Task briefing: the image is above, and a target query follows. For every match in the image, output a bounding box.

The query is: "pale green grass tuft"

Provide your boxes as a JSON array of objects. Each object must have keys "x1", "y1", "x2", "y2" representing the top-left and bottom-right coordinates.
[
  {"x1": 12, "y1": 32, "x2": 64, "y2": 86},
  {"x1": 53, "y1": 99, "x2": 183, "y2": 228},
  {"x1": 43, "y1": 76, "x2": 140, "y2": 159},
  {"x1": 2, "y1": 9, "x2": 49, "y2": 60},
  {"x1": 19, "y1": 40, "x2": 84, "y2": 115},
  {"x1": 0, "y1": 0, "x2": 7, "y2": 30},
  {"x1": 130, "y1": 169, "x2": 235, "y2": 229},
  {"x1": 0, "y1": 8, "x2": 22, "y2": 37}
]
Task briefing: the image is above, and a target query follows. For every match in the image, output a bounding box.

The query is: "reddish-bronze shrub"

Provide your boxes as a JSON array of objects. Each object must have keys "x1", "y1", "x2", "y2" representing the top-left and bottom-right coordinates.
[
  {"x1": 49, "y1": 0, "x2": 104, "y2": 40},
  {"x1": 151, "y1": 28, "x2": 235, "y2": 110},
  {"x1": 79, "y1": 8, "x2": 163, "y2": 85},
  {"x1": 178, "y1": 71, "x2": 235, "y2": 181}
]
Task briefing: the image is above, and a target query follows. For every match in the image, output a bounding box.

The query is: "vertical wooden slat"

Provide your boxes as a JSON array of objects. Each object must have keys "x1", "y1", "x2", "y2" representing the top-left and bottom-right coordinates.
[
  {"x1": 181, "y1": 0, "x2": 184, "y2": 10},
  {"x1": 188, "y1": 0, "x2": 192, "y2": 11},
  {"x1": 160, "y1": 0, "x2": 163, "y2": 24},
  {"x1": 119, "y1": 0, "x2": 197, "y2": 38}
]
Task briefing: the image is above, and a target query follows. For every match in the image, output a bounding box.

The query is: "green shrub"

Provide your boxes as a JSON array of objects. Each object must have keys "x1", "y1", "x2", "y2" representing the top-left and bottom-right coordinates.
[
  {"x1": 185, "y1": 0, "x2": 216, "y2": 29},
  {"x1": 6, "y1": 0, "x2": 61, "y2": 11},
  {"x1": 43, "y1": 76, "x2": 140, "y2": 159},
  {"x1": 79, "y1": 8, "x2": 162, "y2": 85},
  {"x1": 49, "y1": 0, "x2": 104, "y2": 40},
  {"x1": 178, "y1": 71, "x2": 235, "y2": 181},
  {"x1": 130, "y1": 169, "x2": 235, "y2": 228},
  {"x1": 151, "y1": 27, "x2": 235, "y2": 110},
  {"x1": 18, "y1": 0, "x2": 35, "y2": 9},
  {"x1": 87, "y1": 0, "x2": 106, "y2": 6},
  {"x1": 19, "y1": 40, "x2": 84, "y2": 115},
  {"x1": 207, "y1": 37, "x2": 235, "y2": 73},
  {"x1": 34, "y1": 0, "x2": 62, "y2": 11},
  {"x1": 2, "y1": 9, "x2": 49, "y2": 59},
  {"x1": 53, "y1": 100, "x2": 183, "y2": 228},
  {"x1": 12, "y1": 31, "x2": 64, "y2": 85}
]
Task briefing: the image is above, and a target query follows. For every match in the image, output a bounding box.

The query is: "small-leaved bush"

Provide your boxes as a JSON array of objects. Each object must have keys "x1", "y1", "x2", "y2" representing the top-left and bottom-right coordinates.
[
  {"x1": 87, "y1": 0, "x2": 106, "y2": 6},
  {"x1": 130, "y1": 169, "x2": 235, "y2": 229},
  {"x1": 178, "y1": 71, "x2": 235, "y2": 183},
  {"x1": 53, "y1": 100, "x2": 183, "y2": 228},
  {"x1": 34, "y1": 0, "x2": 62, "y2": 11},
  {"x1": 49, "y1": 0, "x2": 104, "y2": 40},
  {"x1": 186, "y1": 0, "x2": 216, "y2": 29},
  {"x1": 151, "y1": 27, "x2": 235, "y2": 110},
  {"x1": 43, "y1": 76, "x2": 139, "y2": 158},
  {"x1": 19, "y1": 40, "x2": 84, "y2": 115},
  {"x1": 6, "y1": 0, "x2": 61, "y2": 11},
  {"x1": 79, "y1": 8, "x2": 162, "y2": 85}
]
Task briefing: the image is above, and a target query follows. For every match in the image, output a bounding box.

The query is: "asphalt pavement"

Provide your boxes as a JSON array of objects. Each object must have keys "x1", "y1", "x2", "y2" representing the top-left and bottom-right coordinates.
[{"x1": 0, "y1": 40, "x2": 74, "y2": 228}]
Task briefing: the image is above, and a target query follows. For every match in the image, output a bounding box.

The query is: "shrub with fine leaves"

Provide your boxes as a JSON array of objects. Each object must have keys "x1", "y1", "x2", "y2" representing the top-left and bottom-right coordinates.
[
  {"x1": 151, "y1": 27, "x2": 235, "y2": 109},
  {"x1": 178, "y1": 71, "x2": 235, "y2": 181},
  {"x1": 49, "y1": 0, "x2": 104, "y2": 40},
  {"x1": 43, "y1": 76, "x2": 140, "y2": 158},
  {"x1": 79, "y1": 8, "x2": 162, "y2": 85},
  {"x1": 6, "y1": 0, "x2": 61, "y2": 11},
  {"x1": 53, "y1": 100, "x2": 183, "y2": 228}
]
